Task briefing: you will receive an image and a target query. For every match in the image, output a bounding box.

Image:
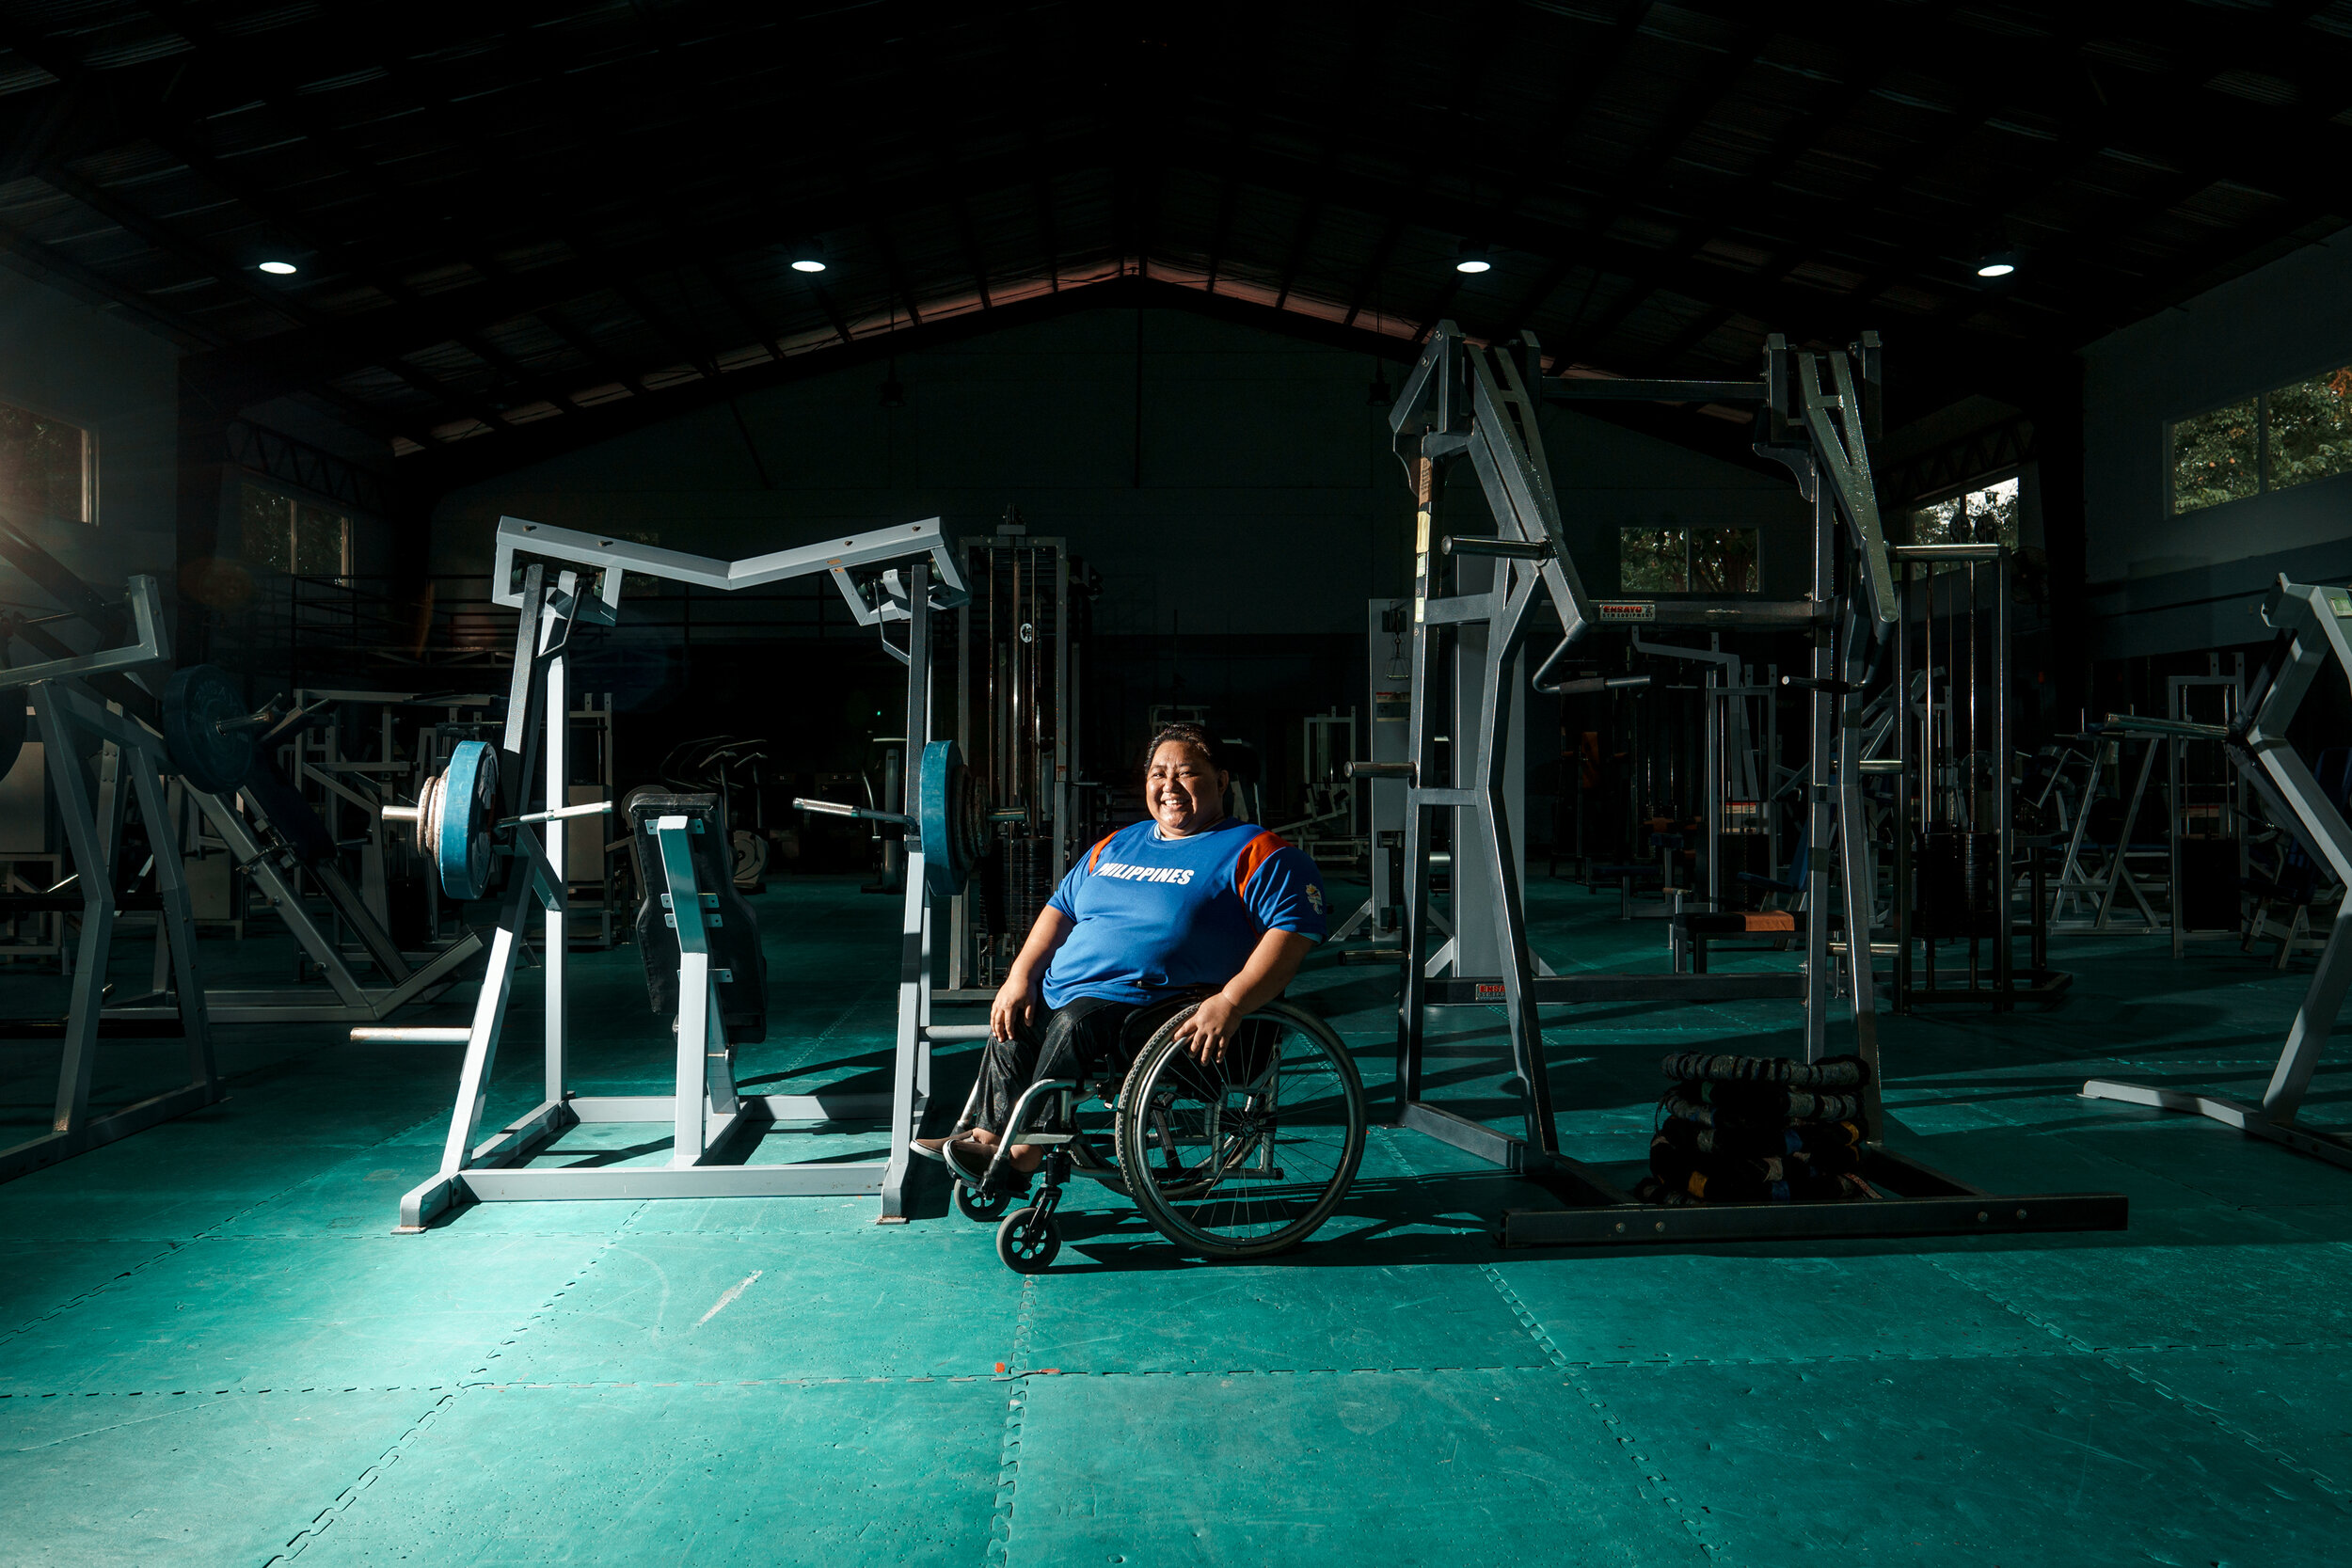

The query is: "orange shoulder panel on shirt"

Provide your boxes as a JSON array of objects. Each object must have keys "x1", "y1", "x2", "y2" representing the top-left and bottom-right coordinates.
[
  {"x1": 1087, "y1": 833, "x2": 1120, "y2": 872},
  {"x1": 1233, "y1": 831, "x2": 1295, "y2": 897}
]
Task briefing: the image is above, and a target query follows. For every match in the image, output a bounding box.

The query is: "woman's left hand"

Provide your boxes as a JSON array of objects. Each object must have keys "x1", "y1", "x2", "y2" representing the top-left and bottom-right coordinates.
[{"x1": 1174, "y1": 993, "x2": 1242, "y2": 1063}]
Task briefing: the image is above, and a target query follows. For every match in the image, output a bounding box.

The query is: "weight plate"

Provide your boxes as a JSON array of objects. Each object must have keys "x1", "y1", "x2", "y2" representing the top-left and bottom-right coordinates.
[
  {"x1": 434, "y1": 740, "x2": 501, "y2": 901},
  {"x1": 0, "y1": 695, "x2": 23, "y2": 784},
  {"x1": 918, "y1": 738, "x2": 989, "y2": 898},
  {"x1": 160, "y1": 664, "x2": 255, "y2": 794}
]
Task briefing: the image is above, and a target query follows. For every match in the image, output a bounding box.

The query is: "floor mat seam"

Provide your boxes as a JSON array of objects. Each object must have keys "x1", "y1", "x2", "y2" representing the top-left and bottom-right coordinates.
[
  {"x1": 1921, "y1": 1252, "x2": 2352, "y2": 1499},
  {"x1": 1480, "y1": 1261, "x2": 1716, "y2": 1557},
  {"x1": 986, "y1": 1273, "x2": 1040, "y2": 1565},
  {"x1": 467, "y1": 1202, "x2": 647, "y2": 1381},
  {"x1": 0, "y1": 1111, "x2": 451, "y2": 1346},
  {"x1": 259, "y1": 1387, "x2": 459, "y2": 1566}
]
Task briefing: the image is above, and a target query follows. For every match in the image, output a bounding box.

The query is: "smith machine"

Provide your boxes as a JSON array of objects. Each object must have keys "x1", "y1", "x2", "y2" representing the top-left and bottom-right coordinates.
[
  {"x1": 1360, "y1": 323, "x2": 2126, "y2": 1246},
  {"x1": 2084, "y1": 578, "x2": 2352, "y2": 1171},
  {"x1": 392, "y1": 517, "x2": 989, "y2": 1229}
]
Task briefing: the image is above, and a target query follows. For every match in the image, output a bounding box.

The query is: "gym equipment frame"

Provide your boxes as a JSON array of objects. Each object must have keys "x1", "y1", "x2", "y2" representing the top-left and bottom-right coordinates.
[
  {"x1": 0, "y1": 575, "x2": 223, "y2": 1182},
  {"x1": 2084, "y1": 578, "x2": 2352, "y2": 1171},
  {"x1": 1885, "y1": 543, "x2": 2069, "y2": 1009},
  {"x1": 397, "y1": 517, "x2": 980, "y2": 1228},
  {"x1": 1371, "y1": 325, "x2": 2125, "y2": 1247}
]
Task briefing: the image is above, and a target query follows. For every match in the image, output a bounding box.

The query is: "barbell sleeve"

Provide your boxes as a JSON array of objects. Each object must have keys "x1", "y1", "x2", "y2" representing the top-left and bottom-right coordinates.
[
  {"x1": 2099, "y1": 712, "x2": 2232, "y2": 741},
  {"x1": 794, "y1": 796, "x2": 918, "y2": 827},
  {"x1": 1540, "y1": 673, "x2": 1653, "y2": 697},
  {"x1": 502, "y1": 800, "x2": 613, "y2": 827},
  {"x1": 1346, "y1": 761, "x2": 1417, "y2": 781},
  {"x1": 1441, "y1": 535, "x2": 1553, "y2": 560}
]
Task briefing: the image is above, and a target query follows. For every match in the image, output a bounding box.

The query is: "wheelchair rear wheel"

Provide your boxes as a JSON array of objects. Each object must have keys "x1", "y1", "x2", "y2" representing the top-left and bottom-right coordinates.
[{"x1": 1113, "y1": 999, "x2": 1365, "y2": 1259}]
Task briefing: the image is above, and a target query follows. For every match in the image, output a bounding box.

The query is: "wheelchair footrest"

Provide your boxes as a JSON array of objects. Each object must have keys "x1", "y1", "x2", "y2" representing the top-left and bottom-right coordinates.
[{"x1": 1017, "y1": 1132, "x2": 1077, "y2": 1146}]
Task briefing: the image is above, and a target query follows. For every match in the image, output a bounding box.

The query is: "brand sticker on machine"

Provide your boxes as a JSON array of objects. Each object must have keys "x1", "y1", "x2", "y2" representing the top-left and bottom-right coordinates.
[
  {"x1": 1597, "y1": 602, "x2": 1656, "y2": 622},
  {"x1": 1475, "y1": 982, "x2": 1507, "y2": 1001},
  {"x1": 2328, "y1": 588, "x2": 2352, "y2": 619}
]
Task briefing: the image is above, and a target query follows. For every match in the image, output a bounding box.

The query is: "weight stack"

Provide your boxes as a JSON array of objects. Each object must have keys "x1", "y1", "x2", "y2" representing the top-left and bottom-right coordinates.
[
  {"x1": 2176, "y1": 836, "x2": 2242, "y2": 931},
  {"x1": 1715, "y1": 832, "x2": 1771, "y2": 907},
  {"x1": 1915, "y1": 829, "x2": 2000, "y2": 940},
  {"x1": 1640, "y1": 1052, "x2": 1875, "y2": 1205},
  {"x1": 1004, "y1": 835, "x2": 1050, "y2": 938}
]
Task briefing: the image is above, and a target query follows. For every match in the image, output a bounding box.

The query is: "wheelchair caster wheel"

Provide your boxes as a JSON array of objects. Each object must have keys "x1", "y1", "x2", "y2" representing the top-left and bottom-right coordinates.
[
  {"x1": 956, "y1": 1182, "x2": 1010, "y2": 1223},
  {"x1": 996, "y1": 1206, "x2": 1059, "y2": 1273}
]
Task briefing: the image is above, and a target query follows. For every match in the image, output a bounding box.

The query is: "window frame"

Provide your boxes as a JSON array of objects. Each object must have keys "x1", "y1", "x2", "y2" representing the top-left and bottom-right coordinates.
[
  {"x1": 1616, "y1": 525, "x2": 1761, "y2": 595},
  {"x1": 233, "y1": 475, "x2": 355, "y2": 584},
  {"x1": 2166, "y1": 353, "x2": 2352, "y2": 517},
  {"x1": 1906, "y1": 467, "x2": 2024, "y2": 548},
  {"x1": 0, "y1": 394, "x2": 99, "y2": 528}
]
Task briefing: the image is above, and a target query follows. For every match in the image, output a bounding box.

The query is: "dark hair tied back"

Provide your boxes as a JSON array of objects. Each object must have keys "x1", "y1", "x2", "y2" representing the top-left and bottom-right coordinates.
[{"x1": 1143, "y1": 721, "x2": 1224, "y2": 776}]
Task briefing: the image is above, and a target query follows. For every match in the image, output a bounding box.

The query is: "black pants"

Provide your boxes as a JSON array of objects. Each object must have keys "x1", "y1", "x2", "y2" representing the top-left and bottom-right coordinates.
[{"x1": 958, "y1": 992, "x2": 1198, "y2": 1139}]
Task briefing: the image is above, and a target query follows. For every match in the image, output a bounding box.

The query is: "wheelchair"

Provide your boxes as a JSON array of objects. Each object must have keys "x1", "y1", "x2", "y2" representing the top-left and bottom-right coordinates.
[{"x1": 943, "y1": 996, "x2": 1367, "y2": 1273}]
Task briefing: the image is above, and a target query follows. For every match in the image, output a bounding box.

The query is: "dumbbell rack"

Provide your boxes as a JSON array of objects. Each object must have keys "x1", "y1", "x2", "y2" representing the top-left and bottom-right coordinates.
[{"x1": 397, "y1": 518, "x2": 980, "y2": 1229}]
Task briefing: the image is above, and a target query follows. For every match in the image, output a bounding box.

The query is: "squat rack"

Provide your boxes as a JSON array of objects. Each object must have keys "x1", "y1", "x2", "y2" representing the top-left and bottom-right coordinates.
[
  {"x1": 396, "y1": 516, "x2": 981, "y2": 1229},
  {"x1": 1367, "y1": 323, "x2": 2126, "y2": 1247}
]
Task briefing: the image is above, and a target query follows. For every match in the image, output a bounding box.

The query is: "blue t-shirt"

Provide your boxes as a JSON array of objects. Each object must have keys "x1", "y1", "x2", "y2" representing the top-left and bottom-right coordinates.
[{"x1": 1041, "y1": 816, "x2": 1327, "y2": 1007}]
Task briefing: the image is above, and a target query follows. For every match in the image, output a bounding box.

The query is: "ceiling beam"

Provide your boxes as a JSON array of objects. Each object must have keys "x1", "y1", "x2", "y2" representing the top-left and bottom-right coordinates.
[{"x1": 397, "y1": 274, "x2": 1782, "y2": 497}]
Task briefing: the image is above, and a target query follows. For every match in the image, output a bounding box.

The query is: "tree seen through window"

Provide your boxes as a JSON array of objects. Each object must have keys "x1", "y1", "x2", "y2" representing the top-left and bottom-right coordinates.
[
  {"x1": 239, "y1": 483, "x2": 350, "y2": 580},
  {"x1": 1618, "y1": 527, "x2": 1757, "y2": 593},
  {"x1": 2170, "y1": 367, "x2": 2352, "y2": 515},
  {"x1": 0, "y1": 400, "x2": 94, "y2": 527}
]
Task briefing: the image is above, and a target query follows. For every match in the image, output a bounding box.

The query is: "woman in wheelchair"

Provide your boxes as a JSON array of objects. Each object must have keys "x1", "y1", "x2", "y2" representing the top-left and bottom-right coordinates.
[{"x1": 914, "y1": 722, "x2": 1326, "y2": 1195}]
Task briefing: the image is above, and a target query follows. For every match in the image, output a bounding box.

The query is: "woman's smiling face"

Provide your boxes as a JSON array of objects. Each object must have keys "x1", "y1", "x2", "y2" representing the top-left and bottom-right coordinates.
[{"x1": 1146, "y1": 739, "x2": 1228, "y2": 837}]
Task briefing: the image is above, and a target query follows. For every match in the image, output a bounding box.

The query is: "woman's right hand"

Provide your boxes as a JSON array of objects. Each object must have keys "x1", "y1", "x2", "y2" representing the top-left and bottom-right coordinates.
[{"x1": 991, "y1": 968, "x2": 1042, "y2": 1042}]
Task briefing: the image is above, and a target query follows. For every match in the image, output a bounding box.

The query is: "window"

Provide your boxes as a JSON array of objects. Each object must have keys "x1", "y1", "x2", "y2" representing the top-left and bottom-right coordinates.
[
  {"x1": 2170, "y1": 365, "x2": 2352, "y2": 515},
  {"x1": 239, "y1": 483, "x2": 349, "y2": 579},
  {"x1": 1618, "y1": 527, "x2": 1757, "y2": 594},
  {"x1": 1907, "y1": 476, "x2": 2019, "y2": 548},
  {"x1": 0, "y1": 399, "x2": 95, "y2": 526},
  {"x1": 1619, "y1": 528, "x2": 1688, "y2": 591}
]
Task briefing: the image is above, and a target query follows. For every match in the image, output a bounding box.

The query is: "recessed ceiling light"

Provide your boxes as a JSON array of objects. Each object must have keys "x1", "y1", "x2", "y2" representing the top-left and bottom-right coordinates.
[
  {"x1": 1455, "y1": 242, "x2": 1493, "y2": 275},
  {"x1": 1975, "y1": 251, "x2": 2018, "y2": 279},
  {"x1": 790, "y1": 258, "x2": 827, "y2": 274},
  {"x1": 258, "y1": 260, "x2": 298, "y2": 276}
]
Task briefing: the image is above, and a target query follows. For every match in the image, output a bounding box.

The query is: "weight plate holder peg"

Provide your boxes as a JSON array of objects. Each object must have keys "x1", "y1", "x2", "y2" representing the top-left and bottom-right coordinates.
[
  {"x1": 917, "y1": 739, "x2": 993, "y2": 898},
  {"x1": 795, "y1": 739, "x2": 993, "y2": 899},
  {"x1": 384, "y1": 740, "x2": 501, "y2": 901},
  {"x1": 159, "y1": 664, "x2": 262, "y2": 794}
]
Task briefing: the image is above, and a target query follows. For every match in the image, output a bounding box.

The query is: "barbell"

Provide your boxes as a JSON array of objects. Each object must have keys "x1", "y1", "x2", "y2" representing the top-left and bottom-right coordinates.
[
  {"x1": 794, "y1": 738, "x2": 990, "y2": 898},
  {"x1": 380, "y1": 739, "x2": 612, "y2": 902}
]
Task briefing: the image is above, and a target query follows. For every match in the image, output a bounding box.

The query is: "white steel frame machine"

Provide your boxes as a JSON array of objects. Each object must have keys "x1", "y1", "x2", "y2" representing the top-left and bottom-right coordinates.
[{"x1": 397, "y1": 516, "x2": 985, "y2": 1229}]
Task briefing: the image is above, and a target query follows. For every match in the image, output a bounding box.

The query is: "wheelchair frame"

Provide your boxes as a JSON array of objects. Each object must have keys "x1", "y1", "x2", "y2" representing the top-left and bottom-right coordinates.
[{"x1": 945, "y1": 997, "x2": 1366, "y2": 1269}]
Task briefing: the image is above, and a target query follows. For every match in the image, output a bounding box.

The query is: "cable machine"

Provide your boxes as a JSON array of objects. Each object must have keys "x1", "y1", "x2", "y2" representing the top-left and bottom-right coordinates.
[
  {"x1": 1360, "y1": 323, "x2": 2126, "y2": 1247},
  {"x1": 1885, "y1": 543, "x2": 2065, "y2": 1008},
  {"x1": 946, "y1": 521, "x2": 1094, "y2": 999}
]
